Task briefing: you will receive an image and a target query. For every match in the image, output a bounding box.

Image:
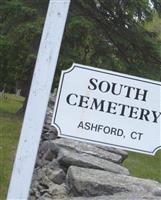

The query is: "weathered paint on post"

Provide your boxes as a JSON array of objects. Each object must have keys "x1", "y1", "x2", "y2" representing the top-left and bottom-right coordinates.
[{"x1": 7, "y1": 0, "x2": 71, "y2": 199}]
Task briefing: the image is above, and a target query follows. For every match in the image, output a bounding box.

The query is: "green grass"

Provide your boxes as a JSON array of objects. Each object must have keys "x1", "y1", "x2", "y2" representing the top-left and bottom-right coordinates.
[
  {"x1": 0, "y1": 116, "x2": 22, "y2": 200},
  {"x1": 124, "y1": 150, "x2": 161, "y2": 183},
  {"x1": 0, "y1": 94, "x2": 23, "y2": 200},
  {"x1": 0, "y1": 93, "x2": 24, "y2": 113}
]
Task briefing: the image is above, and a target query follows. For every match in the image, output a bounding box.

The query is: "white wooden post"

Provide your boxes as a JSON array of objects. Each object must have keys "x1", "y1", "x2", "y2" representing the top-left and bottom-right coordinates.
[{"x1": 7, "y1": 0, "x2": 71, "y2": 199}]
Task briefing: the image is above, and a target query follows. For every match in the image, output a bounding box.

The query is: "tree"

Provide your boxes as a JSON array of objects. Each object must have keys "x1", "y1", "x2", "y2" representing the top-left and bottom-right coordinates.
[
  {"x1": 145, "y1": 13, "x2": 161, "y2": 40},
  {"x1": 0, "y1": 0, "x2": 48, "y2": 94},
  {"x1": 0, "y1": 0, "x2": 161, "y2": 111},
  {"x1": 57, "y1": 0, "x2": 161, "y2": 80}
]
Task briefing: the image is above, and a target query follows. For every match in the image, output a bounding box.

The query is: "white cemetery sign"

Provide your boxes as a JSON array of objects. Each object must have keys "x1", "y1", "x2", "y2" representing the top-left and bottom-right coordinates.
[
  {"x1": 52, "y1": 63, "x2": 161, "y2": 155},
  {"x1": 7, "y1": 0, "x2": 71, "y2": 199}
]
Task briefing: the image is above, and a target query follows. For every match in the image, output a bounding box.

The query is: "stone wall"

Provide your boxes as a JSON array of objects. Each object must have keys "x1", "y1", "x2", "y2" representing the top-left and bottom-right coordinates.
[{"x1": 29, "y1": 93, "x2": 161, "y2": 200}]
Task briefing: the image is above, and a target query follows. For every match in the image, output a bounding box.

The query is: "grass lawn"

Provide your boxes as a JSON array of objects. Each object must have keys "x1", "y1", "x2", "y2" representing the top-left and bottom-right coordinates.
[
  {"x1": 0, "y1": 94, "x2": 24, "y2": 200},
  {"x1": 0, "y1": 93, "x2": 24, "y2": 113},
  {"x1": 124, "y1": 150, "x2": 161, "y2": 183},
  {"x1": 0, "y1": 116, "x2": 22, "y2": 200}
]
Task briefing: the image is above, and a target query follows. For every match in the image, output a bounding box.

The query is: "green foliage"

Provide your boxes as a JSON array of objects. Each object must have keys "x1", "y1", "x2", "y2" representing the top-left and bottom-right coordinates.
[
  {"x1": 0, "y1": 36, "x2": 13, "y2": 90},
  {"x1": 71, "y1": 0, "x2": 161, "y2": 79},
  {"x1": 0, "y1": 0, "x2": 48, "y2": 91},
  {"x1": 0, "y1": 0, "x2": 161, "y2": 92},
  {"x1": 145, "y1": 13, "x2": 161, "y2": 40}
]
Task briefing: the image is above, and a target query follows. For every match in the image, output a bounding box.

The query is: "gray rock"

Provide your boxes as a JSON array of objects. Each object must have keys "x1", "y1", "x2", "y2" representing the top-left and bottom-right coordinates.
[
  {"x1": 97, "y1": 145, "x2": 128, "y2": 161},
  {"x1": 37, "y1": 159, "x2": 50, "y2": 167},
  {"x1": 153, "y1": 187, "x2": 161, "y2": 196},
  {"x1": 28, "y1": 196, "x2": 36, "y2": 200},
  {"x1": 39, "y1": 140, "x2": 57, "y2": 153},
  {"x1": 54, "y1": 138, "x2": 123, "y2": 163},
  {"x1": 46, "y1": 168, "x2": 65, "y2": 184},
  {"x1": 58, "y1": 148, "x2": 129, "y2": 175},
  {"x1": 42, "y1": 149, "x2": 56, "y2": 161},
  {"x1": 43, "y1": 123, "x2": 52, "y2": 131},
  {"x1": 38, "y1": 183, "x2": 67, "y2": 199},
  {"x1": 55, "y1": 193, "x2": 161, "y2": 200},
  {"x1": 39, "y1": 193, "x2": 52, "y2": 200},
  {"x1": 45, "y1": 118, "x2": 52, "y2": 125},
  {"x1": 47, "y1": 159, "x2": 60, "y2": 170},
  {"x1": 43, "y1": 130, "x2": 57, "y2": 140},
  {"x1": 30, "y1": 180, "x2": 39, "y2": 191},
  {"x1": 66, "y1": 166, "x2": 161, "y2": 197},
  {"x1": 48, "y1": 183, "x2": 67, "y2": 197},
  {"x1": 34, "y1": 167, "x2": 46, "y2": 181},
  {"x1": 42, "y1": 123, "x2": 58, "y2": 140},
  {"x1": 29, "y1": 180, "x2": 40, "y2": 199},
  {"x1": 40, "y1": 175, "x2": 53, "y2": 188},
  {"x1": 39, "y1": 141, "x2": 51, "y2": 155}
]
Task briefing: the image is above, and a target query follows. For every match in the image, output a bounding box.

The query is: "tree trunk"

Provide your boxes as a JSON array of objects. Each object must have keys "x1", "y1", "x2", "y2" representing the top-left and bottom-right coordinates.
[{"x1": 16, "y1": 78, "x2": 32, "y2": 115}]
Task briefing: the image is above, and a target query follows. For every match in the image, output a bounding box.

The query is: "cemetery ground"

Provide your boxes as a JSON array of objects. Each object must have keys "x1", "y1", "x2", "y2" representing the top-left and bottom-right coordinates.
[
  {"x1": 0, "y1": 94, "x2": 23, "y2": 200},
  {"x1": 0, "y1": 94, "x2": 161, "y2": 200}
]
